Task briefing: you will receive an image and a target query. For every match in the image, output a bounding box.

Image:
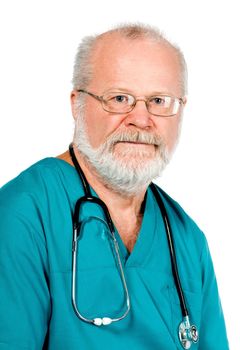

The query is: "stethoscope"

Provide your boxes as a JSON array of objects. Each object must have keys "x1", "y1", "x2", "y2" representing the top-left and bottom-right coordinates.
[{"x1": 69, "y1": 143, "x2": 199, "y2": 349}]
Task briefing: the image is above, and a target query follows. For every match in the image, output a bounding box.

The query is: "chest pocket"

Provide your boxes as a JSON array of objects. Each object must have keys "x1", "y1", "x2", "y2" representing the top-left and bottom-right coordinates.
[{"x1": 168, "y1": 279, "x2": 202, "y2": 349}]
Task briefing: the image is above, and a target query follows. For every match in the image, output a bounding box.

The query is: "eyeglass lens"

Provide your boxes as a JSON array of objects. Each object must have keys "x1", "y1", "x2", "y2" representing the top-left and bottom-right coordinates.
[{"x1": 102, "y1": 92, "x2": 180, "y2": 116}]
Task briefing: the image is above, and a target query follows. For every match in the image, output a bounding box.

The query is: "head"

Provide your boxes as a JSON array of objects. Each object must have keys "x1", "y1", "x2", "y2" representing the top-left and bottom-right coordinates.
[{"x1": 71, "y1": 23, "x2": 187, "y2": 196}]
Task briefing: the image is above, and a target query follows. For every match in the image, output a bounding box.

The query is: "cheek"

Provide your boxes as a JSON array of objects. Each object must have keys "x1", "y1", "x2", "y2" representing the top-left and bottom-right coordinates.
[
  {"x1": 84, "y1": 105, "x2": 124, "y2": 148},
  {"x1": 158, "y1": 117, "x2": 181, "y2": 153}
]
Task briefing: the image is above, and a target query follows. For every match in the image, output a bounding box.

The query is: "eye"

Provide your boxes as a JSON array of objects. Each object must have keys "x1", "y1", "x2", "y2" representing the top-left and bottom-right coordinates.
[
  {"x1": 151, "y1": 96, "x2": 165, "y2": 105},
  {"x1": 113, "y1": 95, "x2": 128, "y2": 103},
  {"x1": 104, "y1": 92, "x2": 133, "y2": 106}
]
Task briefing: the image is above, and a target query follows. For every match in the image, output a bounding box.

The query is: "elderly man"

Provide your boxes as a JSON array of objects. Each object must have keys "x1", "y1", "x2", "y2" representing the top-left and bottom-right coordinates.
[{"x1": 0, "y1": 24, "x2": 228, "y2": 349}]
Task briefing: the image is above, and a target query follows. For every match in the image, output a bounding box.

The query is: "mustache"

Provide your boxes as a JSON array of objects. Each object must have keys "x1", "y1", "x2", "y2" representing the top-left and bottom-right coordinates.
[{"x1": 105, "y1": 130, "x2": 163, "y2": 147}]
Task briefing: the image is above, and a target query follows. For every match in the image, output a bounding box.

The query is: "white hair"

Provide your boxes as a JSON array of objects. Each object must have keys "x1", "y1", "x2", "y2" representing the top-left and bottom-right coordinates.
[{"x1": 72, "y1": 23, "x2": 188, "y2": 96}]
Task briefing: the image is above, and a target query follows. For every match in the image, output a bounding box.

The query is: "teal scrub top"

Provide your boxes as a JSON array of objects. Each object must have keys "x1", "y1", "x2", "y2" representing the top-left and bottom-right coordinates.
[{"x1": 0, "y1": 158, "x2": 229, "y2": 350}]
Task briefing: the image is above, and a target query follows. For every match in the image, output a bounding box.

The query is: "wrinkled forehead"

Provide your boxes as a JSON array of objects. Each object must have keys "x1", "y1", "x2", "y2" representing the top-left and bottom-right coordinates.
[{"x1": 88, "y1": 33, "x2": 183, "y2": 95}]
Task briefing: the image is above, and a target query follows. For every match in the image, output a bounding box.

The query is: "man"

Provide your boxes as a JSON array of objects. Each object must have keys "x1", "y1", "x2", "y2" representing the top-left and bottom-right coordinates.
[{"x1": 0, "y1": 24, "x2": 229, "y2": 349}]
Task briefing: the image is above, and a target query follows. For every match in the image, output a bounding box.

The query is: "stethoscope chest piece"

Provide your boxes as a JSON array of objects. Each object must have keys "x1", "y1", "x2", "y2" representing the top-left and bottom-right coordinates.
[{"x1": 179, "y1": 316, "x2": 199, "y2": 349}]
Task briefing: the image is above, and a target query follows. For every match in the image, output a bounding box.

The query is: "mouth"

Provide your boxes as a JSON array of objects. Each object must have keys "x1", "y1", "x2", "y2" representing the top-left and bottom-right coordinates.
[
  {"x1": 116, "y1": 141, "x2": 156, "y2": 146},
  {"x1": 113, "y1": 141, "x2": 158, "y2": 155}
]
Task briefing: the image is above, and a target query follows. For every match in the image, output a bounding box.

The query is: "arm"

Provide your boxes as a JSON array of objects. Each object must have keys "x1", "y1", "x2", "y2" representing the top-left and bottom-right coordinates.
[
  {"x1": 199, "y1": 238, "x2": 229, "y2": 349},
  {"x1": 0, "y1": 208, "x2": 51, "y2": 350}
]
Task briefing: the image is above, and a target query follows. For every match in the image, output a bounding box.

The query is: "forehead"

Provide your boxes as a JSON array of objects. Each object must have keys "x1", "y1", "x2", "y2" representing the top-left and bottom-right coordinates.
[{"x1": 88, "y1": 33, "x2": 182, "y2": 95}]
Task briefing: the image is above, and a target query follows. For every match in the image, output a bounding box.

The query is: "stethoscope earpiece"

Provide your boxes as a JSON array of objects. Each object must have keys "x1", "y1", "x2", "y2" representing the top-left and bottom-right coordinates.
[{"x1": 179, "y1": 316, "x2": 199, "y2": 349}]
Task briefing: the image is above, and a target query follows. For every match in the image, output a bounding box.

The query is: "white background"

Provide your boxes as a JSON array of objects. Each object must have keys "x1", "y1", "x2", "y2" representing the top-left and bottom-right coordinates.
[{"x1": 0, "y1": 0, "x2": 239, "y2": 348}]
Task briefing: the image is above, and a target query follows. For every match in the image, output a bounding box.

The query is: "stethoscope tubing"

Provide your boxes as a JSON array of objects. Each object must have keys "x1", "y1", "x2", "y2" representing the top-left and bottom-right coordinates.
[
  {"x1": 70, "y1": 143, "x2": 131, "y2": 325},
  {"x1": 69, "y1": 142, "x2": 188, "y2": 317},
  {"x1": 149, "y1": 183, "x2": 188, "y2": 317},
  {"x1": 68, "y1": 143, "x2": 198, "y2": 348}
]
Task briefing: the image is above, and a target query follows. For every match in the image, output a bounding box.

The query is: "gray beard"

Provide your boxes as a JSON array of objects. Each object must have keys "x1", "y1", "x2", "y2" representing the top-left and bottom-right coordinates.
[{"x1": 73, "y1": 112, "x2": 170, "y2": 196}]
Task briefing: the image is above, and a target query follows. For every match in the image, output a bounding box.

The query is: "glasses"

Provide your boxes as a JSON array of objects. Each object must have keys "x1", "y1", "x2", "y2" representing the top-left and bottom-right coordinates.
[{"x1": 77, "y1": 89, "x2": 184, "y2": 117}]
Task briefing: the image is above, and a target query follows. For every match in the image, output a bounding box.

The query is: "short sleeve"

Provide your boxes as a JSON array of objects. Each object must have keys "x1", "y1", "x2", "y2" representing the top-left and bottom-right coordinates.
[
  {"x1": 0, "y1": 207, "x2": 51, "y2": 349},
  {"x1": 198, "y1": 237, "x2": 229, "y2": 349}
]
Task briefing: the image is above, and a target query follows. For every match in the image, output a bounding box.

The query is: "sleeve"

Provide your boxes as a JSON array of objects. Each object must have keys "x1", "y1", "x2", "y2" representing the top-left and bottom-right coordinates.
[
  {"x1": 0, "y1": 208, "x2": 51, "y2": 350},
  {"x1": 198, "y1": 237, "x2": 229, "y2": 350}
]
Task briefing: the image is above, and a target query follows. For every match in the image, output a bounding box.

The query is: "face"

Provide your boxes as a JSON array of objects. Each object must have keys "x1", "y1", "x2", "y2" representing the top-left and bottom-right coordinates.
[
  {"x1": 71, "y1": 34, "x2": 186, "y2": 194},
  {"x1": 72, "y1": 34, "x2": 185, "y2": 154}
]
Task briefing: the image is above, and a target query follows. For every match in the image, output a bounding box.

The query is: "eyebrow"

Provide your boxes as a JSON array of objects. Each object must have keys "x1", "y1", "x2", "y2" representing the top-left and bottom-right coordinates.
[{"x1": 103, "y1": 87, "x2": 174, "y2": 96}]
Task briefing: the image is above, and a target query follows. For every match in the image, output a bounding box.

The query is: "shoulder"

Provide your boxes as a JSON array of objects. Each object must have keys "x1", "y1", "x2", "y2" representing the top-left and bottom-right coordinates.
[
  {"x1": 0, "y1": 158, "x2": 78, "y2": 219},
  {"x1": 1, "y1": 158, "x2": 59, "y2": 203}
]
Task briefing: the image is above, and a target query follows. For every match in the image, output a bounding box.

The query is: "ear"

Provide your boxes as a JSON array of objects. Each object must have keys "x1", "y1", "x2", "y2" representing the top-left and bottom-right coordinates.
[
  {"x1": 70, "y1": 90, "x2": 79, "y2": 121},
  {"x1": 182, "y1": 96, "x2": 187, "y2": 106}
]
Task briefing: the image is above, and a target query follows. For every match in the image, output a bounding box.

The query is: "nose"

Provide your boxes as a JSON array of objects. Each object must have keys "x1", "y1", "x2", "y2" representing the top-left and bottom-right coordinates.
[{"x1": 124, "y1": 99, "x2": 153, "y2": 129}]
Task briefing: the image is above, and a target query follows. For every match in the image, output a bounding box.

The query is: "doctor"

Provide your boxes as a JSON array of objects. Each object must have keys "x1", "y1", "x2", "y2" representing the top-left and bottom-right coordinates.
[{"x1": 0, "y1": 24, "x2": 229, "y2": 349}]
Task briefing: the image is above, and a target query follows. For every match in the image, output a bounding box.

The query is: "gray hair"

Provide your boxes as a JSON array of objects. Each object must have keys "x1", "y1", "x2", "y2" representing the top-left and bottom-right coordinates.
[{"x1": 72, "y1": 23, "x2": 188, "y2": 96}]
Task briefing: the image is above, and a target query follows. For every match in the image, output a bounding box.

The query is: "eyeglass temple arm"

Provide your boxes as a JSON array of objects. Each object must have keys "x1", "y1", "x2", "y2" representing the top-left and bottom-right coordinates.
[{"x1": 77, "y1": 89, "x2": 102, "y2": 102}]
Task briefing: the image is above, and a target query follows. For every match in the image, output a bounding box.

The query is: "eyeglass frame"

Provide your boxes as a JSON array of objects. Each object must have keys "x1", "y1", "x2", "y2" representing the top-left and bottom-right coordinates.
[{"x1": 77, "y1": 89, "x2": 185, "y2": 117}]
